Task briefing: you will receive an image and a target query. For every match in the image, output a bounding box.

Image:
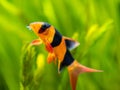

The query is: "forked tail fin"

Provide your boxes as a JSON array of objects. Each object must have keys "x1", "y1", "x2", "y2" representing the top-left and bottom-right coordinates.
[{"x1": 67, "y1": 60, "x2": 102, "y2": 90}]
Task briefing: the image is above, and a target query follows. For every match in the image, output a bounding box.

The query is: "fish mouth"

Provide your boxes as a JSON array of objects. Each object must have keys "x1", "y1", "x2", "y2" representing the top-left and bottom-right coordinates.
[{"x1": 26, "y1": 26, "x2": 32, "y2": 30}]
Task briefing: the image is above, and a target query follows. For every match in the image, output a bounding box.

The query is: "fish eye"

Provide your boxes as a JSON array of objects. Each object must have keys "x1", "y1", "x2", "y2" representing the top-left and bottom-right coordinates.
[{"x1": 38, "y1": 23, "x2": 51, "y2": 33}]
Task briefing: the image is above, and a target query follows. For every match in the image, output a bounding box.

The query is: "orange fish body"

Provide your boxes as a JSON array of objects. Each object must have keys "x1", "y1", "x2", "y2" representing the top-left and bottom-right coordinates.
[{"x1": 28, "y1": 22, "x2": 102, "y2": 90}]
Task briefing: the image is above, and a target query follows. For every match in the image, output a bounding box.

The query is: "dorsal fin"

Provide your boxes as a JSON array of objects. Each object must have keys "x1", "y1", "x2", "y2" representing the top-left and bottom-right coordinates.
[{"x1": 64, "y1": 37, "x2": 80, "y2": 50}]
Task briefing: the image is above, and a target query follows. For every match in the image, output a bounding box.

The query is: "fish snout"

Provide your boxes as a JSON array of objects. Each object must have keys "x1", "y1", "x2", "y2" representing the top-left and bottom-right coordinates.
[{"x1": 26, "y1": 26, "x2": 32, "y2": 30}]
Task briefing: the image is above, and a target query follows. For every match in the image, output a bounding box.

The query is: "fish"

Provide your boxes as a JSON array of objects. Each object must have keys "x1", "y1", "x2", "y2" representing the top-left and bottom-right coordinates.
[{"x1": 27, "y1": 22, "x2": 102, "y2": 90}]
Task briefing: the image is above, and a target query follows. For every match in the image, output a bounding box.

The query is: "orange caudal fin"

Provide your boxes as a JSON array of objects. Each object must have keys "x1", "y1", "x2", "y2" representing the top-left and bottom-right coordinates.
[{"x1": 67, "y1": 60, "x2": 102, "y2": 90}]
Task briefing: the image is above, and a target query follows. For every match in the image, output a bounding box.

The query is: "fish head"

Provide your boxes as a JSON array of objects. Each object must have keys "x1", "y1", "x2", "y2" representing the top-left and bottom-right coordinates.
[{"x1": 28, "y1": 22, "x2": 52, "y2": 41}]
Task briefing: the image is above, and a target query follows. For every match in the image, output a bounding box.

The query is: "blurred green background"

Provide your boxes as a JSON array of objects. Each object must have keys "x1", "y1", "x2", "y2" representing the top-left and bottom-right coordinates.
[{"x1": 0, "y1": 0, "x2": 120, "y2": 90}]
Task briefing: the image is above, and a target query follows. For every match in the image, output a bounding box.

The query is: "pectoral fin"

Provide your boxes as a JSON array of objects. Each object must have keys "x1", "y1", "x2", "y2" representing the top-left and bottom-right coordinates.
[
  {"x1": 47, "y1": 53, "x2": 56, "y2": 64},
  {"x1": 64, "y1": 37, "x2": 80, "y2": 50},
  {"x1": 31, "y1": 38, "x2": 43, "y2": 46},
  {"x1": 45, "y1": 42, "x2": 54, "y2": 53}
]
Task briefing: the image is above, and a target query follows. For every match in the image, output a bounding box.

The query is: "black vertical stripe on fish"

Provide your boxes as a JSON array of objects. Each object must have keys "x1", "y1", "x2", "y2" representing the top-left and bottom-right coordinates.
[
  {"x1": 59, "y1": 49, "x2": 74, "y2": 71},
  {"x1": 51, "y1": 29, "x2": 62, "y2": 47},
  {"x1": 38, "y1": 22, "x2": 51, "y2": 33}
]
